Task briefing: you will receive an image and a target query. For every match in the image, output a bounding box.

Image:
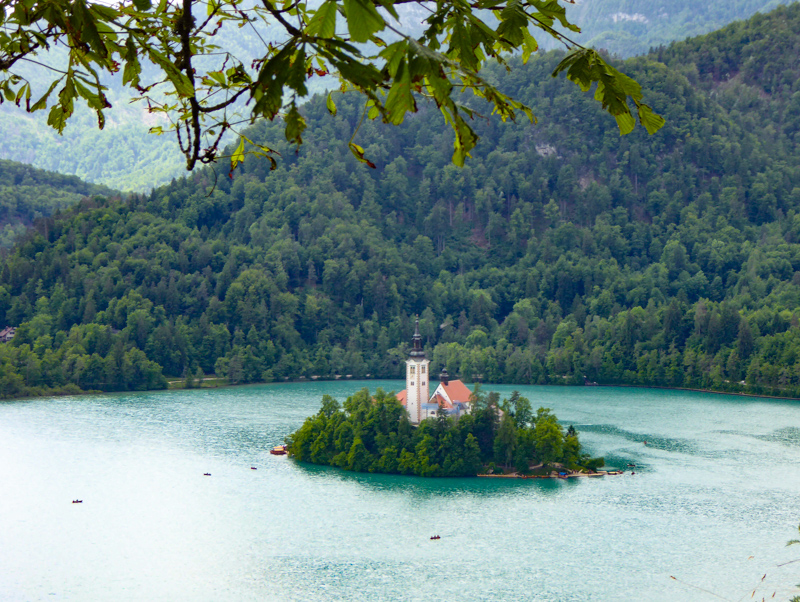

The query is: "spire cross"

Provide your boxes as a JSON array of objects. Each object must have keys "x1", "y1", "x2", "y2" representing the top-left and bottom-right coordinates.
[{"x1": 409, "y1": 316, "x2": 425, "y2": 359}]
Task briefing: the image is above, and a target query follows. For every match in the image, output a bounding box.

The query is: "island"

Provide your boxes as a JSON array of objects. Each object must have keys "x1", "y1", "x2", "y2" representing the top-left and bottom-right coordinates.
[
  {"x1": 286, "y1": 386, "x2": 605, "y2": 478},
  {"x1": 287, "y1": 320, "x2": 605, "y2": 478}
]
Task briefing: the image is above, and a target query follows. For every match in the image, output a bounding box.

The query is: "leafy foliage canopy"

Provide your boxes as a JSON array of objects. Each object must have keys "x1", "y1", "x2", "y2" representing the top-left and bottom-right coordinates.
[{"x1": 0, "y1": 0, "x2": 662, "y2": 172}]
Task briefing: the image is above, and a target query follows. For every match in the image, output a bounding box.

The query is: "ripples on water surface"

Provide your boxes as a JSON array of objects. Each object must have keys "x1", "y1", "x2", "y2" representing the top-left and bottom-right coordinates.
[{"x1": 1, "y1": 382, "x2": 799, "y2": 601}]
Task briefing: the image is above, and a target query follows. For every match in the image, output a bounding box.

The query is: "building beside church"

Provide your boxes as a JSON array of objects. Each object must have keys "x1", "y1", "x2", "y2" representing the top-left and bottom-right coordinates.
[{"x1": 395, "y1": 319, "x2": 472, "y2": 424}]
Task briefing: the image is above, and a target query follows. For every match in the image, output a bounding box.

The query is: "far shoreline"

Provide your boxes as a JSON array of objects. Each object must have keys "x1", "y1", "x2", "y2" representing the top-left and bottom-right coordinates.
[
  {"x1": 3, "y1": 375, "x2": 799, "y2": 403},
  {"x1": 183, "y1": 376, "x2": 800, "y2": 402}
]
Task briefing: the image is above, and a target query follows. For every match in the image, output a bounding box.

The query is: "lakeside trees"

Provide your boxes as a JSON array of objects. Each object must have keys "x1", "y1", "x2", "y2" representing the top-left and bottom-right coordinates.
[{"x1": 287, "y1": 388, "x2": 598, "y2": 476}]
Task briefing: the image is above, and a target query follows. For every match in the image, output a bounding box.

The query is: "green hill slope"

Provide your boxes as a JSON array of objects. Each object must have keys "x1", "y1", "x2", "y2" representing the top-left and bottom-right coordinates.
[
  {"x1": 0, "y1": 160, "x2": 116, "y2": 248},
  {"x1": 2, "y1": 4, "x2": 800, "y2": 399}
]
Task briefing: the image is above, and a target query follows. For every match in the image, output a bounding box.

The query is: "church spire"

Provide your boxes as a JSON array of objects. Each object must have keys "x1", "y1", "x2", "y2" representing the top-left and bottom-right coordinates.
[
  {"x1": 409, "y1": 317, "x2": 425, "y2": 359},
  {"x1": 405, "y1": 316, "x2": 430, "y2": 425}
]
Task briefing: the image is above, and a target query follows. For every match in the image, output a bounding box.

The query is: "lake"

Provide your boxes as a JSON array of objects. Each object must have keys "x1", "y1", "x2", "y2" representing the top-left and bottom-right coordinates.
[{"x1": 1, "y1": 381, "x2": 799, "y2": 601}]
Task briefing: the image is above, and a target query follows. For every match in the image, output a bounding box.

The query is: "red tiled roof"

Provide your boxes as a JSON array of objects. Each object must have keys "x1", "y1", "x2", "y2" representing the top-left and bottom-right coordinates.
[
  {"x1": 395, "y1": 390, "x2": 407, "y2": 406},
  {"x1": 441, "y1": 379, "x2": 471, "y2": 403},
  {"x1": 432, "y1": 393, "x2": 453, "y2": 409}
]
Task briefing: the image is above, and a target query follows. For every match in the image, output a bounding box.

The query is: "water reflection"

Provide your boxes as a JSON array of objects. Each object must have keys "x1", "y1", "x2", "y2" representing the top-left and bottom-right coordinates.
[
  {"x1": 576, "y1": 423, "x2": 701, "y2": 455},
  {"x1": 291, "y1": 460, "x2": 575, "y2": 499},
  {"x1": 754, "y1": 426, "x2": 800, "y2": 448}
]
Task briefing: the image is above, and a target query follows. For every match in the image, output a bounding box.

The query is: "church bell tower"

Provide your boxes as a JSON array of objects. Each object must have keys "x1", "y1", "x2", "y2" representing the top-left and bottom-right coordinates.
[{"x1": 405, "y1": 317, "x2": 430, "y2": 424}]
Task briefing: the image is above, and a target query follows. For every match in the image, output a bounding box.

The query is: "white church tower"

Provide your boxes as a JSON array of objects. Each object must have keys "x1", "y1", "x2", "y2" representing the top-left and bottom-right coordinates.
[{"x1": 405, "y1": 318, "x2": 429, "y2": 425}]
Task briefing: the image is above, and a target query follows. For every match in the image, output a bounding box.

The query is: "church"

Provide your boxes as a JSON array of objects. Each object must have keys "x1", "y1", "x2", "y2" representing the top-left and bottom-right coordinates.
[{"x1": 395, "y1": 319, "x2": 473, "y2": 424}]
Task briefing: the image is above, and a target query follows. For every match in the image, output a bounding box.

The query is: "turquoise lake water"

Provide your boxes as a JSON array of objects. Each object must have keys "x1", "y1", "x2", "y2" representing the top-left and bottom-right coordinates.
[{"x1": 1, "y1": 381, "x2": 799, "y2": 601}]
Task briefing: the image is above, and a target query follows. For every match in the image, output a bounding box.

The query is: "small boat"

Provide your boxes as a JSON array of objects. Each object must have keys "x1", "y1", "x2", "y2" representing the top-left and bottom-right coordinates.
[
  {"x1": 251, "y1": 466, "x2": 257, "y2": 470},
  {"x1": 72, "y1": 500, "x2": 82, "y2": 504},
  {"x1": 203, "y1": 473, "x2": 211, "y2": 476},
  {"x1": 270, "y1": 445, "x2": 287, "y2": 456}
]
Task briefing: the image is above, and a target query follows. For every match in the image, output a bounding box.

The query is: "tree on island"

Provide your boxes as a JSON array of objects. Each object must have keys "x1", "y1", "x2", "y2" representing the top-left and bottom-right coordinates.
[
  {"x1": 287, "y1": 387, "x2": 603, "y2": 477},
  {"x1": 0, "y1": 0, "x2": 663, "y2": 174}
]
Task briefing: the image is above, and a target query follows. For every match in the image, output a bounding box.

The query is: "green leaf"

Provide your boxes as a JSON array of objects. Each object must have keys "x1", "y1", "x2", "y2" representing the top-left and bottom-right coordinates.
[
  {"x1": 349, "y1": 142, "x2": 376, "y2": 168},
  {"x1": 122, "y1": 36, "x2": 142, "y2": 88},
  {"x1": 28, "y1": 79, "x2": 61, "y2": 113},
  {"x1": 326, "y1": 92, "x2": 337, "y2": 116},
  {"x1": 451, "y1": 112, "x2": 477, "y2": 166},
  {"x1": 552, "y1": 49, "x2": 595, "y2": 92},
  {"x1": 71, "y1": 0, "x2": 106, "y2": 57},
  {"x1": 229, "y1": 136, "x2": 245, "y2": 176},
  {"x1": 372, "y1": 0, "x2": 399, "y2": 21},
  {"x1": 147, "y1": 48, "x2": 194, "y2": 97},
  {"x1": 306, "y1": 1, "x2": 337, "y2": 38},
  {"x1": 379, "y1": 40, "x2": 408, "y2": 78},
  {"x1": 554, "y1": 49, "x2": 663, "y2": 136},
  {"x1": 241, "y1": 135, "x2": 279, "y2": 170},
  {"x1": 206, "y1": 71, "x2": 227, "y2": 86},
  {"x1": 284, "y1": 104, "x2": 306, "y2": 144},
  {"x1": 530, "y1": 0, "x2": 579, "y2": 33},
  {"x1": 328, "y1": 53, "x2": 383, "y2": 90},
  {"x1": 342, "y1": 0, "x2": 384, "y2": 43},
  {"x1": 90, "y1": 4, "x2": 120, "y2": 20},
  {"x1": 47, "y1": 105, "x2": 69, "y2": 133},
  {"x1": 637, "y1": 103, "x2": 665, "y2": 135},
  {"x1": 72, "y1": 78, "x2": 108, "y2": 128},
  {"x1": 287, "y1": 47, "x2": 308, "y2": 97},
  {"x1": 614, "y1": 111, "x2": 635, "y2": 135},
  {"x1": 384, "y1": 58, "x2": 415, "y2": 125},
  {"x1": 253, "y1": 45, "x2": 294, "y2": 118},
  {"x1": 15, "y1": 82, "x2": 31, "y2": 107},
  {"x1": 497, "y1": 0, "x2": 528, "y2": 47},
  {"x1": 133, "y1": 0, "x2": 152, "y2": 11},
  {"x1": 449, "y1": 22, "x2": 479, "y2": 72},
  {"x1": 521, "y1": 28, "x2": 538, "y2": 64}
]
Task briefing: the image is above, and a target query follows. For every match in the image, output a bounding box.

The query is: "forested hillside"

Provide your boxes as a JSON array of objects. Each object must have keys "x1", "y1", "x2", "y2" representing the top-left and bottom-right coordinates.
[
  {"x1": 3, "y1": 4, "x2": 800, "y2": 399},
  {"x1": 0, "y1": 160, "x2": 115, "y2": 248}
]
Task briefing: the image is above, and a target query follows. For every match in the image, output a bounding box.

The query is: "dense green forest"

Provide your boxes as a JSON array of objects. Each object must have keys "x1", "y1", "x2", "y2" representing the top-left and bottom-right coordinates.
[
  {"x1": 0, "y1": 1, "x2": 793, "y2": 191},
  {"x1": 0, "y1": 160, "x2": 115, "y2": 249},
  {"x1": 287, "y1": 388, "x2": 601, "y2": 477},
  {"x1": 3, "y1": 5, "x2": 800, "y2": 399}
]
